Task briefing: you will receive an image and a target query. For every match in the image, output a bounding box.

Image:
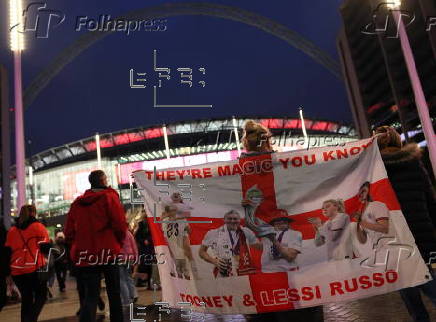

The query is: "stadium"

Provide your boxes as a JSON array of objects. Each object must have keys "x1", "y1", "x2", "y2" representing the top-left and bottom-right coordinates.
[{"x1": 10, "y1": 116, "x2": 357, "y2": 223}]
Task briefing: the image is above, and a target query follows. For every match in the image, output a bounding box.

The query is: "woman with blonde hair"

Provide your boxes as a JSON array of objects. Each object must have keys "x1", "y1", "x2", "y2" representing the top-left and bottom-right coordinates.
[
  {"x1": 240, "y1": 120, "x2": 323, "y2": 321},
  {"x1": 240, "y1": 120, "x2": 277, "y2": 240},
  {"x1": 4, "y1": 205, "x2": 50, "y2": 322},
  {"x1": 309, "y1": 199, "x2": 351, "y2": 261},
  {"x1": 241, "y1": 120, "x2": 273, "y2": 154}
]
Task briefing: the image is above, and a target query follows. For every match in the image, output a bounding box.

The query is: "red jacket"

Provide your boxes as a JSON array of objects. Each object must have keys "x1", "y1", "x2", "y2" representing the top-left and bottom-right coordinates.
[
  {"x1": 5, "y1": 218, "x2": 49, "y2": 276},
  {"x1": 64, "y1": 187, "x2": 127, "y2": 267}
]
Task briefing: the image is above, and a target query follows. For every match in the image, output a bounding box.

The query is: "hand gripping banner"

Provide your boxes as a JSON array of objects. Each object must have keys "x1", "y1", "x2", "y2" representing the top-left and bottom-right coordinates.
[{"x1": 133, "y1": 137, "x2": 431, "y2": 314}]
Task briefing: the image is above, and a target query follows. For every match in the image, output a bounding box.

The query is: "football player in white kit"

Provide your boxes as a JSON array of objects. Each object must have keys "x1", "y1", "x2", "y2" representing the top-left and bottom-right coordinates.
[
  {"x1": 261, "y1": 210, "x2": 302, "y2": 273},
  {"x1": 162, "y1": 204, "x2": 192, "y2": 279},
  {"x1": 199, "y1": 210, "x2": 261, "y2": 278},
  {"x1": 354, "y1": 182, "x2": 390, "y2": 253},
  {"x1": 168, "y1": 192, "x2": 201, "y2": 278},
  {"x1": 339, "y1": 181, "x2": 392, "y2": 262},
  {"x1": 309, "y1": 199, "x2": 351, "y2": 261}
]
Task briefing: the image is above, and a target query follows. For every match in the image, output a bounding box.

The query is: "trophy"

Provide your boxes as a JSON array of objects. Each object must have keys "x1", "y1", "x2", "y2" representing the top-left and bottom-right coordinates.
[
  {"x1": 216, "y1": 244, "x2": 233, "y2": 277},
  {"x1": 244, "y1": 185, "x2": 275, "y2": 240}
]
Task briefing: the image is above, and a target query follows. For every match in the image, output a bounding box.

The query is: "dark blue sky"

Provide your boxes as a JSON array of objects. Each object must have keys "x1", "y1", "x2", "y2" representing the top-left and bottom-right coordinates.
[{"x1": 0, "y1": 0, "x2": 349, "y2": 155}]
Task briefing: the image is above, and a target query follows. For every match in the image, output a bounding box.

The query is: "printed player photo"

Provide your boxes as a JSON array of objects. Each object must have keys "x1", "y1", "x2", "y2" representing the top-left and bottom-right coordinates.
[
  {"x1": 198, "y1": 210, "x2": 261, "y2": 278},
  {"x1": 353, "y1": 181, "x2": 391, "y2": 256},
  {"x1": 308, "y1": 199, "x2": 351, "y2": 261},
  {"x1": 261, "y1": 209, "x2": 302, "y2": 272},
  {"x1": 161, "y1": 203, "x2": 198, "y2": 280}
]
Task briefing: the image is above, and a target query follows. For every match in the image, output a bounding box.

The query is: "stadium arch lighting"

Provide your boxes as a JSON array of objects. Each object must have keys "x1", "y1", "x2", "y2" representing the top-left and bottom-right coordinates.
[{"x1": 9, "y1": 0, "x2": 25, "y2": 51}]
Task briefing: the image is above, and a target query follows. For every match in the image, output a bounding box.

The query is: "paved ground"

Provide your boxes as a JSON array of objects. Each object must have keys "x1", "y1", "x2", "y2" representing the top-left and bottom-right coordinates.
[{"x1": 1, "y1": 277, "x2": 436, "y2": 321}]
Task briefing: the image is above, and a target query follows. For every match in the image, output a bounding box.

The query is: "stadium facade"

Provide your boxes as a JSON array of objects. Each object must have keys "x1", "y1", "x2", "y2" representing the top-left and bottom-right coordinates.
[{"x1": 10, "y1": 117, "x2": 357, "y2": 219}]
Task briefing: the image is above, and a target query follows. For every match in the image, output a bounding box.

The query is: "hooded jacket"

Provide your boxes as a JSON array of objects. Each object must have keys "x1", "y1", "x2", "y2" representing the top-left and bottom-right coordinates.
[
  {"x1": 4, "y1": 217, "x2": 49, "y2": 276},
  {"x1": 381, "y1": 144, "x2": 436, "y2": 263},
  {"x1": 64, "y1": 187, "x2": 127, "y2": 267}
]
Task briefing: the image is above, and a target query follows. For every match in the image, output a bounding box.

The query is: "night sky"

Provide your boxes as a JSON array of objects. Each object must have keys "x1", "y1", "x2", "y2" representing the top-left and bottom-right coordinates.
[{"x1": 0, "y1": 0, "x2": 349, "y2": 155}]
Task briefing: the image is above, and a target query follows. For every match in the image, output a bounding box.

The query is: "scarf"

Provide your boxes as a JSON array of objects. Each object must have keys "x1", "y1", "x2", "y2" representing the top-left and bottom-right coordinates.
[{"x1": 213, "y1": 226, "x2": 255, "y2": 277}]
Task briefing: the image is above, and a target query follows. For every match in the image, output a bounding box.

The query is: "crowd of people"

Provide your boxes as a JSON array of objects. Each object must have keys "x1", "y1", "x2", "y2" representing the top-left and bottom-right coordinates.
[
  {"x1": 0, "y1": 121, "x2": 435, "y2": 322},
  {"x1": 0, "y1": 171, "x2": 158, "y2": 322}
]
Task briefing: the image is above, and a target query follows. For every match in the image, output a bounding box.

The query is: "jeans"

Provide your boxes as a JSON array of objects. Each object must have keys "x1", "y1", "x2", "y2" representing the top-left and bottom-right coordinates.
[
  {"x1": 76, "y1": 265, "x2": 123, "y2": 322},
  {"x1": 399, "y1": 276, "x2": 436, "y2": 322},
  {"x1": 55, "y1": 264, "x2": 67, "y2": 290},
  {"x1": 119, "y1": 265, "x2": 136, "y2": 306},
  {"x1": 12, "y1": 271, "x2": 48, "y2": 322}
]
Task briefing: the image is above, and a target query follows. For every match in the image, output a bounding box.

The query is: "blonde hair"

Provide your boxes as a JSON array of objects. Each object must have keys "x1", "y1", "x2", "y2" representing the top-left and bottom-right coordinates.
[
  {"x1": 374, "y1": 126, "x2": 402, "y2": 150},
  {"x1": 322, "y1": 199, "x2": 345, "y2": 213},
  {"x1": 241, "y1": 120, "x2": 272, "y2": 152}
]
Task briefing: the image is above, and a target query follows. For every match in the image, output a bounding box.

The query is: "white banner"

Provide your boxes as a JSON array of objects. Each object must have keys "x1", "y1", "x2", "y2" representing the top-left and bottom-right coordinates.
[{"x1": 133, "y1": 137, "x2": 430, "y2": 314}]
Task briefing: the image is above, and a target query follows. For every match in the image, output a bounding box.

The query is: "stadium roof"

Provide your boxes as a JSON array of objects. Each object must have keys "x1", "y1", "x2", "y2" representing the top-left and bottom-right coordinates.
[{"x1": 30, "y1": 117, "x2": 355, "y2": 172}]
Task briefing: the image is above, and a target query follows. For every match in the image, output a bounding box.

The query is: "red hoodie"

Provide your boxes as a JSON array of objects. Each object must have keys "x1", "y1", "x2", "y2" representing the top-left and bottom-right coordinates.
[{"x1": 64, "y1": 187, "x2": 127, "y2": 267}]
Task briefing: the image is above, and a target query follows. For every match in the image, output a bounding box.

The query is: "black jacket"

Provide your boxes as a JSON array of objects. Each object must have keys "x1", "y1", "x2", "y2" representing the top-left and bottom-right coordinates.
[
  {"x1": 0, "y1": 224, "x2": 8, "y2": 278},
  {"x1": 381, "y1": 144, "x2": 436, "y2": 263}
]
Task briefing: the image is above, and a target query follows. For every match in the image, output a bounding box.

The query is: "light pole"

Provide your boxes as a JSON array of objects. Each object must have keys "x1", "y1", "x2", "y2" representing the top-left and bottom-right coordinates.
[
  {"x1": 95, "y1": 133, "x2": 102, "y2": 169},
  {"x1": 232, "y1": 116, "x2": 241, "y2": 156},
  {"x1": 9, "y1": 0, "x2": 26, "y2": 210},
  {"x1": 388, "y1": 0, "x2": 436, "y2": 175}
]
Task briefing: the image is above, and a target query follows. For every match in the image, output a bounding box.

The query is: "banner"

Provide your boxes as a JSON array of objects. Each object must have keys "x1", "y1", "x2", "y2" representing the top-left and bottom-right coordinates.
[{"x1": 133, "y1": 137, "x2": 431, "y2": 314}]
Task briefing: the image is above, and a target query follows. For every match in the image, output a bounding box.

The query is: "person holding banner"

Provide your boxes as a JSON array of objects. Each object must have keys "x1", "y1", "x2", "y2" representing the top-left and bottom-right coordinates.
[
  {"x1": 261, "y1": 211, "x2": 302, "y2": 272},
  {"x1": 199, "y1": 210, "x2": 260, "y2": 278},
  {"x1": 309, "y1": 199, "x2": 351, "y2": 261},
  {"x1": 375, "y1": 126, "x2": 436, "y2": 322},
  {"x1": 239, "y1": 120, "x2": 324, "y2": 321},
  {"x1": 240, "y1": 120, "x2": 277, "y2": 241}
]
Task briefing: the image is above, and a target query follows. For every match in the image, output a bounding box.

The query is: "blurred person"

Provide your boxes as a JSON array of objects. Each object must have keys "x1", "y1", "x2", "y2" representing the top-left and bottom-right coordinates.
[
  {"x1": 65, "y1": 170, "x2": 127, "y2": 322},
  {"x1": 134, "y1": 213, "x2": 155, "y2": 289},
  {"x1": 261, "y1": 211, "x2": 302, "y2": 272},
  {"x1": 4, "y1": 205, "x2": 50, "y2": 322},
  {"x1": 118, "y1": 225, "x2": 138, "y2": 307},
  {"x1": 53, "y1": 231, "x2": 69, "y2": 292},
  {"x1": 309, "y1": 199, "x2": 351, "y2": 261},
  {"x1": 375, "y1": 125, "x2": 436, "y2": 322},
  {"x1": 240, "y1": 120, "x2": 324, "y2": 322},
  {"x1": 0, "y1": 221, "x2": 8, "y2": 311},
  {"x1": 199, "y1": 210, "x2": 260, "y2": 277}
]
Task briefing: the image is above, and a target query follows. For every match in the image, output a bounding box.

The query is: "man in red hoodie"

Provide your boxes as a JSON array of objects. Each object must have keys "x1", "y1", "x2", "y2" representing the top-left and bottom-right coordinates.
[{"x1": 65, "y1": 170, "x2": 127, "y2": 322}]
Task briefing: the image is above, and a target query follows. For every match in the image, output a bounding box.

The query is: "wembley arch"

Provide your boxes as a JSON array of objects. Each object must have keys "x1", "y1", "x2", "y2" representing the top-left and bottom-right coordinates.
[{"x1": 23, "y1": 2, "x2": 341, "y2": 109}]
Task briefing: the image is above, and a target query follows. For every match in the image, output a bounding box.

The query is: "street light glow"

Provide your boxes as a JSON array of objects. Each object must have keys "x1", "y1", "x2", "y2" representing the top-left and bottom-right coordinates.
[
  {"x1": 9, "y1": 0, "x2": 25, "y2": 51},
  {"x1": 386, "y1": 0, "x2": 401, "y2": 9}
]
